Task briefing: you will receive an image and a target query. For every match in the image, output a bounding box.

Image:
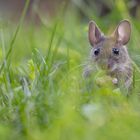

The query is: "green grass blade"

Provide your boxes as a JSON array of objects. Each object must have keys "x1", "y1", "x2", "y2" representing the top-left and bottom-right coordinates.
[{"x1": 0, "y1": 0, "x2": 30, "y2": 74}]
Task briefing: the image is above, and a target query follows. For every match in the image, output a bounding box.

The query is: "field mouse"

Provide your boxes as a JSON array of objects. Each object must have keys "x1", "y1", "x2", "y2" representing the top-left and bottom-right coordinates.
[{"x1": 84, "y1": 20, "x2": 133, "y2": 91}]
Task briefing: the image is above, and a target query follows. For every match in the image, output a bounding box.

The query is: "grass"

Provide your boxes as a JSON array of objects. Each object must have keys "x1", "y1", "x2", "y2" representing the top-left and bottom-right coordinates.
[{"x1": 0, "y1": 0, "x2": 140, "y2": 140}]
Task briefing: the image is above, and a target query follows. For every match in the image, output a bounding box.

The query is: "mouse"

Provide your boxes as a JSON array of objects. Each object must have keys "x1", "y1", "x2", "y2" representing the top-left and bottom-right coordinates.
[{"x1": 83, "y1": 20, "x2": 133, "y2": 91}]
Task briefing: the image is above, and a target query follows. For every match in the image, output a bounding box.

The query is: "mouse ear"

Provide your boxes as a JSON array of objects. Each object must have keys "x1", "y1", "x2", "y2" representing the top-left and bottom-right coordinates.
[
  {"x1": 88, "y1": 21, "x2": 103, "y2": 46},
  {"x1": 113, "y1": 20, "x2": 131, "y2": 45}
]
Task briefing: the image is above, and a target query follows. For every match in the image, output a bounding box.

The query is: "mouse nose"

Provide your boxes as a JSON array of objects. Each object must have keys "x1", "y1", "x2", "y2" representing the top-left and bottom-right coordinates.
[{"x1": 107, "y1": 59, "x2": 113, "y2": 69}]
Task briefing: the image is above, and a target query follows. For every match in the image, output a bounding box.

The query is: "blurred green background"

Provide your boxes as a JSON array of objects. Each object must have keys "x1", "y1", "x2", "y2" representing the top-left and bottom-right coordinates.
[{"x1": 0, "y1": 0, "x2": 140, "y2": 140}]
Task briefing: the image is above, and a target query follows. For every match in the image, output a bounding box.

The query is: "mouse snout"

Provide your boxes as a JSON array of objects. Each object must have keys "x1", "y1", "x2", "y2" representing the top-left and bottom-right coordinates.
[
  {"x1": 107, "y1": 59, "x2": 116, "y2": 71},
  {"x1": 107, "y1": 60, "x2": 113, "y2": 69}
]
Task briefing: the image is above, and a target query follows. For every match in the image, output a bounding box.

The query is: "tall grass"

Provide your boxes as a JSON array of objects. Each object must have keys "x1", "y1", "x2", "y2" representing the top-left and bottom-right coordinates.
[{"x1": 0, "y1": 0, "x2": 140, "y2": 140}]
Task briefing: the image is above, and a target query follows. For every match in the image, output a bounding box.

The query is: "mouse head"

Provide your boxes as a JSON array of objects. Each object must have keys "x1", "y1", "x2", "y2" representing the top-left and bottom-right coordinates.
[{"x1": 88, "y1": 20, "x2": 131, "y2": 71}]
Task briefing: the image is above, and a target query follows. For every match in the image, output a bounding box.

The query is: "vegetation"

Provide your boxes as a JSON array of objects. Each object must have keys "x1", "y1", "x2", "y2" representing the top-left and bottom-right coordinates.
[{"x1": 0, "y1": 0, "x2": 140, "y2": 140}]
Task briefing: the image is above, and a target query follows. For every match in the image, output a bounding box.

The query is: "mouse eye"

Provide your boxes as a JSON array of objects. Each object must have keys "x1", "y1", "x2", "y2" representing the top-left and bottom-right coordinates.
[
  {"x1": 112, "y1": 48, "x2": 119, "y2": 55},
  {"x1": 94, "y1": 48, "x2": 100, "y2": 56}
]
